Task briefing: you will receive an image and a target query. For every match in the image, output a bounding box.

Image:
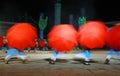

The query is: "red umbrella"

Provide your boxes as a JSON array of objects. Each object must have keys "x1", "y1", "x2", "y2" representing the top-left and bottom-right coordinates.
[
  {"x1": 78, "y1": 20, "x2": 107, "y2": 49},
  {"x1": 39, "y1": 39, "x2": 45, "y2": 48},
  {"x1": 0, "y1": 36, "x2": 3, "y2": 46},
  {"x1": 106, "y1": 25, "x2": 120, "y2": 50},
  {"x1": 48, "y1": 24, "x2": 78, "y2": 52},
  {"x1": 6, "y1": 22, "x2": 38, "y2": 50}
]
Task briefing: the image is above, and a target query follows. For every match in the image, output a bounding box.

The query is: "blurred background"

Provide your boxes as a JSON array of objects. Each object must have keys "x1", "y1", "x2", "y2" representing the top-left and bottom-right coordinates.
[{"x1": 0, "y1": 0, "x2": 119, "y2": 36}]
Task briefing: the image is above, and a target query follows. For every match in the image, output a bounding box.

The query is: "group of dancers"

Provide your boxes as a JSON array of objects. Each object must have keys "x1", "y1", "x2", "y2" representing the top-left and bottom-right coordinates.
[
  {"x1": 0, "y1": 20, "x2": 120, "y2": 65},
  {"x1": 48, "y1": 20, "x2": 120, "y2": 65}
]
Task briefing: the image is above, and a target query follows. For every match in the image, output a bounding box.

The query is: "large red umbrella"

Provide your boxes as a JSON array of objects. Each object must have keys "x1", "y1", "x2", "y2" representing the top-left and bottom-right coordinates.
[
  {"x1": 78, "y1": 20, "x2": 107, "y2": 49},
  {"x1": 6, "y1": 22, "x2": 38, "y2": 50},
  {"x1": 106, "y1": 25, "x2": 120, "y2": 50},
  {"x1": 48, "y1": 24, "x2": 78, "y2": 52}
]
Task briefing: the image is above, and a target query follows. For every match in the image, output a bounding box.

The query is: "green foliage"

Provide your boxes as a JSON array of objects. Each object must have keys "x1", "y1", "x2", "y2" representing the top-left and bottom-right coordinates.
[
  {"x1": 78, "y1": 17, "x2": 86, "y2": 26},
  {"x1": 38, "y1": 15, "x2": 48, "y2": 30}
]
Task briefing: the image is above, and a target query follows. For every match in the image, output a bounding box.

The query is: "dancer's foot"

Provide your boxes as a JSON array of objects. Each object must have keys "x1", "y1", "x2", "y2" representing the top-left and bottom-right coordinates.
[
  {"x1": 104, "y1": 59, "x2": 110, "y2": 64},
  {"x1": 22, "y1": 59, "x2": 27, "y2": 64},
  {"x1": 83, "y1": 61, "x2": 90, "y2": 65},
  {"x1": 4, "y1": 56, "x2": 11, "y2": 64},
  {"x1": 49, "y1": 59, "x2": 55, "y2": 64},
  {"x1": 4, "y1": 59, "x2": 9, "y2": 64}
]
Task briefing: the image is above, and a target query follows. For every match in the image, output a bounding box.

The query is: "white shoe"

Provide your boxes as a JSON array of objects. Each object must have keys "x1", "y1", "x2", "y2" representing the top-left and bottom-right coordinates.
[
  {"x1": 50, "y1": 56, "x2": 56, "y2": 61},
  {"x1": 106, "y1": 55, "x2": 112, "y2": 60},
  {"x1": 4, "y1": 56, "x2": 11, "y2": 64}
]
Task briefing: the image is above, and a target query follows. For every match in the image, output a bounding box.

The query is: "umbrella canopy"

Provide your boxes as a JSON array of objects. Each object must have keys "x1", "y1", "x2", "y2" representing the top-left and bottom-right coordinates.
[
  {"x1": 0, "y1": 36, "x2": 3, "y2": 46},
  {"x1": 106, "y1": 25, "x2": 120, "y2": 50},
  {"x1": 39, "y1": 39, "x2": 45, "y2": 48},
  {"x1": 6, "y1": 22, "x2": 38, "y2": 50},
  {"x1": 47, "y1": 24, "x2": 78, "y2": 52},
  {"x1": 78, "y1": 20, "x2": 107, "y2": 49}
]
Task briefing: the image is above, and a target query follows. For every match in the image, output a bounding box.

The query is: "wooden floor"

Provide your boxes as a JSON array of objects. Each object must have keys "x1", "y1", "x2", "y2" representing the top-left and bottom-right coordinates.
[{"x1": 0, "y1": 50, "x2": 120, "y2": 76}]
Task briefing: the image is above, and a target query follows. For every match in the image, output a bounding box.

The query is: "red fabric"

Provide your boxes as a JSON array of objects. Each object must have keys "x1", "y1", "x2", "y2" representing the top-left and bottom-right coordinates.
[
  {"x1": 78, "y1": 21, "x2": 107, "y2": 49},
  {"x1": 0, "y1": 36, "x2": 3, "y2": 46},
  {"x1": 39, "y1": 39, "x2": 45, "y2": 47},
  {"x1": 6, "y1": 23, "x2": 38, "y2": 50},
  {"x1": 106, "y1": 25, "x2": 120, "y2": 50},
  {"x1": 48, "y1": 24, "x2": 78, "y2": 52}
]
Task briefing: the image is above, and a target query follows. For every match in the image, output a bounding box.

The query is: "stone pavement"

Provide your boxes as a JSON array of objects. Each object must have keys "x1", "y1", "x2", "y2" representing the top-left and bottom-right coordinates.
[{"x1": 0, "y1": 50, "x2": 120, "y2": 76}]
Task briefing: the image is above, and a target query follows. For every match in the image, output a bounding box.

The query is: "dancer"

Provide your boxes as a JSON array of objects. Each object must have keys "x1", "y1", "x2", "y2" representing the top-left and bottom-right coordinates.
[
  {"x1": 1, "y1": 36, "x2": 8, "y2": 53},
  {"x1": 5, "y1": 22, "x2": 38, "y2": 64},
  {"x1": 104, "y1": 48, "x2": 120, "y2": 64},
  {"x1": 47, "y1": 24, "x2": 78, "y2": 64},
  {"x1": 76, "y1": 20, "x2": 107, "y2": 65},
  {"x1": 104, "y1": 24, "x2": 120, "y2": 64},
  {"x1": 34, "y1": 38, "x2": 39, "y2": 52}
]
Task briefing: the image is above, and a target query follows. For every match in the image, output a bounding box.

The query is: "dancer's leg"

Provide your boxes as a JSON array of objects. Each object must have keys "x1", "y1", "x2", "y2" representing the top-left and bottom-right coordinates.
[
  {"x1": 50, "y1": 49, "x2": 59, "y2": 61},
  {"x1": 18, "y1": 51, "x2": 27, "y2": 60},
  {"x1": 84, "y1": 49, "x2": 91, "y2": 61},
  {"x1": 106, "y1": 49, "x2": 115, "y2": 60},
  {"x1": 18, "y1": 51, "x2": 27, "y2": 63},
  {"x1": 5, "y1": 48, "x2": 18, "y2": 64},
  {"x1": 83, "y1": 49, "x2": 91, "y2": 65},
  {"x1": 104, "y1": 48, "x2": 115, "y2": 64},
  {"x1": 49, "y1": 49, "x2": 59, "y2": 64}
]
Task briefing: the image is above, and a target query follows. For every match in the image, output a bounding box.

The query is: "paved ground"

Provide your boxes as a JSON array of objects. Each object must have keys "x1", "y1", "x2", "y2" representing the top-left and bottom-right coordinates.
[{"x1": 0, "y1": 50, "x2": 120, "y2": 76}]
